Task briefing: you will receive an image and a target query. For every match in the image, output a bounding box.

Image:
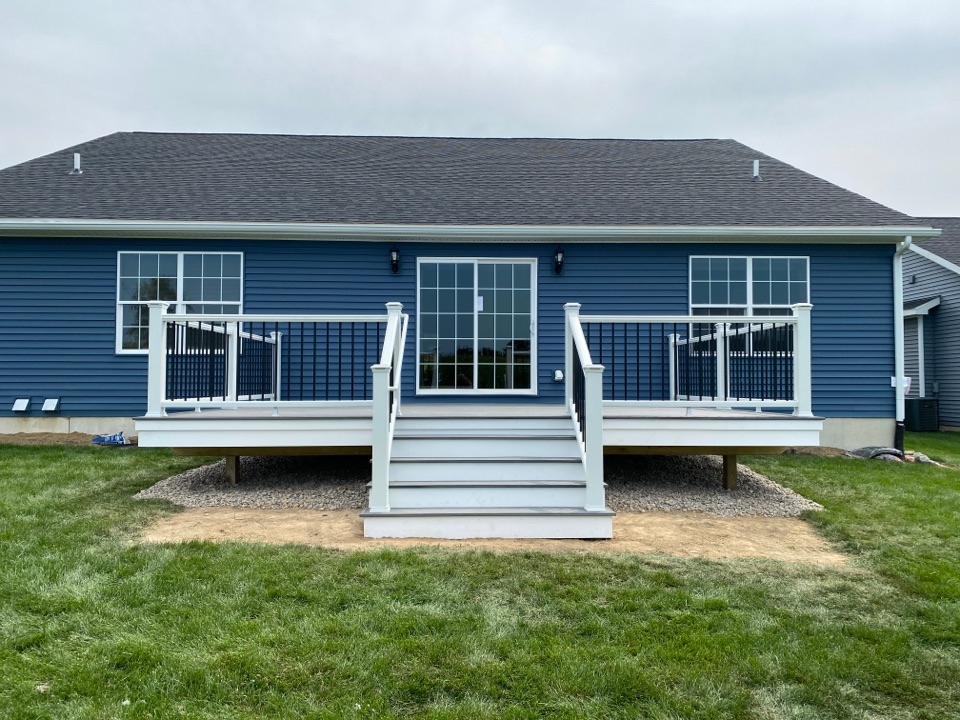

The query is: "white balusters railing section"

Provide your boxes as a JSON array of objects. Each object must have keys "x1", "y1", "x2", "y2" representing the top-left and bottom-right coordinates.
[
  {"x1": 573, "y1": 303, "x2": 813, "y2": 414},
  {"x1": 146, "y1": 306, "x2": 396, "y2": 415}
]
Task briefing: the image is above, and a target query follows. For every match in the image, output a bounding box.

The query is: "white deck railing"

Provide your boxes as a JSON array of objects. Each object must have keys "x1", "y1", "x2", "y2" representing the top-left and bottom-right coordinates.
[
  {"x1": 145, "y1": 302, "x2": 408, "y2": 414},
  {"x1": 566, "y1": 303, "x2": 813, "y2": 416}
]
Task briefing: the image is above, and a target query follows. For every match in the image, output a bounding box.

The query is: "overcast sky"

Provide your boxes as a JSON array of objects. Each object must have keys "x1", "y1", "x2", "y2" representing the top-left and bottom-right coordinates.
[{"x1": 2, "y1": 0, "x2": 958, "y2": 216}]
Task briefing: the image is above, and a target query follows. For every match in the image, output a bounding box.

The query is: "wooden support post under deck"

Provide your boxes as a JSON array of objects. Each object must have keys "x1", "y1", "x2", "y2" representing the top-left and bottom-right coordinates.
[
  {"x1": 225, "y1": 456, "x2": 240, "y2": 486},
  {"x1": 722, "y1": 455, "x2": 738, "y2": 491}
]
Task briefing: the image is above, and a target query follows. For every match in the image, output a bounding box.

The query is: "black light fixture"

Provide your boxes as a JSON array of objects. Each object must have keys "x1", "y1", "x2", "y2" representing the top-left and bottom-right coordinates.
[
  {"x1": 390, "y1": 245, "x2": 400, "y2": 274},
  {"x1": 553, "y1": 247, "x2": 565, "y2": 275}
]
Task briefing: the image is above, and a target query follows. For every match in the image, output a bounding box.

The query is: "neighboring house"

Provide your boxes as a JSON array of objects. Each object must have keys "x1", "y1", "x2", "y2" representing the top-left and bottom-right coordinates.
[
  {"x1": 0, "y1": 133, "x2": 938, "y2": 538},
  {"x1": 903, "y1": 217, "x2": 960, "y2": 429}
]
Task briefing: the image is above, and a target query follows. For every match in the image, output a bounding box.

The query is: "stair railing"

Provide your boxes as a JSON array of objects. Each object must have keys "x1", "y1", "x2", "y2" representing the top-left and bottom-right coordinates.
[
  {"x1": 564, "y1": 303, "x2": 607, "y2": 512},
  {"x1": 370, "y1": 302, "x2": 407, "y2": 513}
]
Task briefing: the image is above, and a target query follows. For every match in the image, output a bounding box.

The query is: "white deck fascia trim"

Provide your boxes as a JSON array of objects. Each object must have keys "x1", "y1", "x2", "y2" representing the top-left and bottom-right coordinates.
[
  {"x1": 135, "y1": 408, "x2": 822, "y2": 450},
  {"x1": 909, "y1": 244, "x2": 960, "y2": 277},
  {"x1": 135, "y1": 416, "x2": 374, "y2": 448},
  {"x1": 602, "y1": 416, "x2": 822, "y2": 448},
  {"x1": 0, "y1": 218, "x2": 941, "y2": 242},
  {"x1": 903, "y1": 296, "x2": 941, "y2": 317}
]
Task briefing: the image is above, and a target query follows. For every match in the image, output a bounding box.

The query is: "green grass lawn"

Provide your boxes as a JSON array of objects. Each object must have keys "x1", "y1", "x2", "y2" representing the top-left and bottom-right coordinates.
[{"x1": 0, "y1": 436, "x2": 958, "y2": 719}]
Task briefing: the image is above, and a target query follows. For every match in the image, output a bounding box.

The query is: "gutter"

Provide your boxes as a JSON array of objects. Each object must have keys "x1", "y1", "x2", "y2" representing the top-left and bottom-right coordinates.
[
  {"x1": 893, "y1": 236, "x2": 913, "y2": 451},
  {"x1": 0, "y1": 218, "x2": 943, "y2": 242}
]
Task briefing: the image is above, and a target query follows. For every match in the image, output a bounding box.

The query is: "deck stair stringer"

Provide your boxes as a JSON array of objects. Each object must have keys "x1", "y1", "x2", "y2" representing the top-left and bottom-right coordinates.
[{"x1": 361, "y1": 413, "x2": 613, "y2": 539}]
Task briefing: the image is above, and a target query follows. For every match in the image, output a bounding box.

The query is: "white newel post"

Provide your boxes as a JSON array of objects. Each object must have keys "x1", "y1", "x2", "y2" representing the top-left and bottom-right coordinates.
[
  {"x1": 583, "y1": 364, "x2": 606, "y2": 511},
  {"x1": 714, "y1": 323, "x2": 728, "y2": 402},
  {"x1": 145, "y1": 301, "x2": 170, "y2": 417},
  {"x1": 793, "y1": 303, "x2": 814, "y2": 416},
  {"x1": 269, "y1": 332, "x2": 283, "y2": 400},
  {"x1": 370, "y1": 364, "x2": 391, "y2": 512},
  {"x1": 668, "y1": 333, "x2": 678, "y2": 401},
  {"x1": 226, "y1": 322, "x2": 239, "y2": 401},
  {"x1": 564, "y1": 303, "x2": 580, "y2": 412}
]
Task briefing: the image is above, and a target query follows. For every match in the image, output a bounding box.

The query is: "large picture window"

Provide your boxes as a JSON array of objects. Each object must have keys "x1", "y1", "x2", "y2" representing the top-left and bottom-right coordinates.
[
  {"x1": 690, "y1": 256, "x2": 808, "y2": 316},
  {"x1": 116, "y1": 251, "x2": 243, "y2": 352}
]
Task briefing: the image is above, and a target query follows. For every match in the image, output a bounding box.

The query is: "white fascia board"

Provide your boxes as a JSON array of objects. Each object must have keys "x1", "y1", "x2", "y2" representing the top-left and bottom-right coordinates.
[
  {"x1": 903, "y1": 296, "x2": 941, "y2": 317},
  {"x1": 909, "y1": 244, "x2": 960, "y2": 277},
  {"x1": 0, "y1": 218, "x2": 943, "y2": 243}
]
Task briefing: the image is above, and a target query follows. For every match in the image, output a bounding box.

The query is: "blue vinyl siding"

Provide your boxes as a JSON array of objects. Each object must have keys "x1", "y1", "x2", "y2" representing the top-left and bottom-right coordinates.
[{"x1": 0, "y1": 238, "x2": 894, "y2": 419}]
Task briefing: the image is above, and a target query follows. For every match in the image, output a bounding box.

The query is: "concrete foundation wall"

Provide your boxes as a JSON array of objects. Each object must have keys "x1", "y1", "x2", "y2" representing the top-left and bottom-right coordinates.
[
  {"x1": 0, "y1": 416, "x2": 137, "y2": 436},
  {"x1": 819, "y1": 417, "x2": 895, "y2": 450}
]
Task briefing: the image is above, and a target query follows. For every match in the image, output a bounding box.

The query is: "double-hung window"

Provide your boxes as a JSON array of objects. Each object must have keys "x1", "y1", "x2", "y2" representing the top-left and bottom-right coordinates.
[
  {"x1": 690, "y1": 256, "x2": 809, "y2": 353},
  {"x1": 116, "y1": 252, "x2": 243, "y2": 352},
  {"x1": 690, "y1": 256, "x2": 808, "y2": 317}
]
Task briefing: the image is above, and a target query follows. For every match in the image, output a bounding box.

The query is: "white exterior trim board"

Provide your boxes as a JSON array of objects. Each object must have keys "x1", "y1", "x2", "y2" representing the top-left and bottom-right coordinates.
[{"x1": 0, "y1": 218, "x2": 940, "y2": 242}]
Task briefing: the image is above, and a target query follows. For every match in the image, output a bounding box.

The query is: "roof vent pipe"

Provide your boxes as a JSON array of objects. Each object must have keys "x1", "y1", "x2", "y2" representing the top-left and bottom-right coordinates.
[
  {"x1": 69, "y1": 153, "x2": 82, "y2": 176},
  {"x1": 752, "y1": 159, "x2": 762, "y2": 182}
]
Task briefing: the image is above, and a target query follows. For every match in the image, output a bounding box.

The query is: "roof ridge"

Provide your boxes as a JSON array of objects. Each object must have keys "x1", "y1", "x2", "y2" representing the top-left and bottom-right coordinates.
[{"x1": 122, "y1": 131, "x2": 734, "y2": 143}]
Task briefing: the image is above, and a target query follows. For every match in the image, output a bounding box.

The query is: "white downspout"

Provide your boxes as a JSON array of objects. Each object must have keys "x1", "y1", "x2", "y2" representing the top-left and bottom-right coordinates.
[{"x1": 893, "y1": 236, "x2": 913, "y2": 450}]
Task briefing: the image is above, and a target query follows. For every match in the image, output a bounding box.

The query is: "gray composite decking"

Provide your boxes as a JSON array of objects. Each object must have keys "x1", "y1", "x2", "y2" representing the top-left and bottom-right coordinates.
[{"x1": 151, "y1": 403, "x2": 809, "y2": 422}]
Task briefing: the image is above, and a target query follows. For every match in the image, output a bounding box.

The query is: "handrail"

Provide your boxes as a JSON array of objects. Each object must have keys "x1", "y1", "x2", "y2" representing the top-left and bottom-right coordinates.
[
  {"x1": 580, "y1": 313, "x2": 796, "y2": 324},
  {"x1": 390, "y1": 314, "x2": 410, "y2": 396},
  {"x1": 569, "y1": 313, "x2": 600, "y2": 369},
  {"x1": 163, "y1": 312, "x2": 388, "y2": 323},
  {"x1": 675, "y1": 319, "x2": 797, "y2": 346},
  {"x1": 166, "y1": 319, "x2": 277, "y2": 344},
  {"x1": 564, "y1": 303, "x2": 606, "y2": 512},
  {"x1": 369, "y1": 302, "x2": 406, "y2": 514}
]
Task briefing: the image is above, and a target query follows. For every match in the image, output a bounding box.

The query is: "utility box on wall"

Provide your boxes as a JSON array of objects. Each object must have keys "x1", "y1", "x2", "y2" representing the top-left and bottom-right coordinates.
[{"x1": 905, "y1": 398, "x2": 939, "y2": 432}]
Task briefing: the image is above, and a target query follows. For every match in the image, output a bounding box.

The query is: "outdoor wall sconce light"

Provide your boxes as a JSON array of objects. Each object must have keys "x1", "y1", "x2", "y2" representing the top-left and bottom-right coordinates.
[
  {"x1": 554, "y1": 247, "x2": 565, "y2": 275},
  {"x1": 390, "y1": 245, "x2": 400, "y2": 274}
]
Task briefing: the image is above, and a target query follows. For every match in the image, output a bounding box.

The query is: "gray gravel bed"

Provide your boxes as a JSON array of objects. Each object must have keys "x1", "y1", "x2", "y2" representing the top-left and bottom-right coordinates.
[
  {"x1": 134, "y1": 456, "x2": 370, "y2": 510},
  {"x1": 135, "y1": 454, "x2": 820, "y2": 517},
  {"x1": 605, "y1": 455, "x2": 821, "y2": 517}
]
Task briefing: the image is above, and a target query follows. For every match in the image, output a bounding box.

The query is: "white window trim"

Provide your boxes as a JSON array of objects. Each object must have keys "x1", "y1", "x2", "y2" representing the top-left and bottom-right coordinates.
[
  {"x1": 689, "y1": 255, "x2": 810, "y2": 314},
  {"x1": 115, "y1": 251, "x2": 244, "y2": 354},
  {"x1": 415, "y1": 257, "x2": 538, "y2": 396}
]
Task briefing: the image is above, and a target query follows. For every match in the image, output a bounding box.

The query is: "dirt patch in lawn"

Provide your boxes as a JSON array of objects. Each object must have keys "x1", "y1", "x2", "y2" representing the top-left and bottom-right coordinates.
[
  {"x1": 139, "y1": 507, "x2": 847, "y2": 565},
  {"x1": 0, "y1": 432, "x2": 98, "y2": 446}
]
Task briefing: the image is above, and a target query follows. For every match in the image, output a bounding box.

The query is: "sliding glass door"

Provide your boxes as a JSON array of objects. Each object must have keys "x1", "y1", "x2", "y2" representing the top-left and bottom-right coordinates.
[{"x1": 417, "y1": 259, "x2": 536, "y2": 394}]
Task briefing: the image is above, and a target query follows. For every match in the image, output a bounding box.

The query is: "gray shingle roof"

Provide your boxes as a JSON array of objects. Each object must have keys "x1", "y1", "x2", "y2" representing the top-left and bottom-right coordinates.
[
  {"x1": 914, "y1": 217, "x2": 960, "y2": 265},
  {"x1": 0, "y1": 132, "x2": 927, "y2": 227}
]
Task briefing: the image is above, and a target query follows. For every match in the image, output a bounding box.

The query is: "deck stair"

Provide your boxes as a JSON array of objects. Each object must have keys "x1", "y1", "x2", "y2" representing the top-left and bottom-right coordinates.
[{"x1": 361, "y1": 413, "x2": 614, "y2": 539}]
